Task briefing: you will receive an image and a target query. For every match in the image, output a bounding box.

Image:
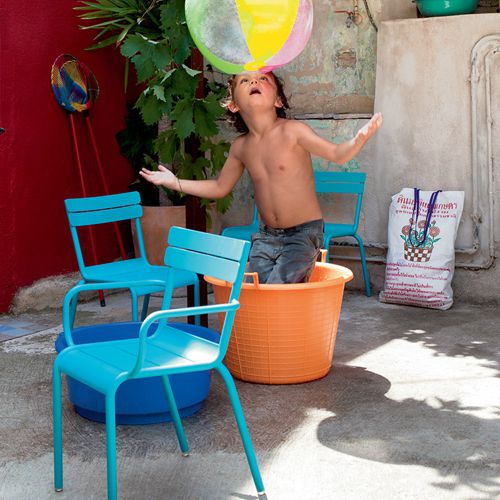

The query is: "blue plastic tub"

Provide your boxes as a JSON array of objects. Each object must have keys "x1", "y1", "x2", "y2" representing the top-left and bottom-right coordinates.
[{"x1": 55, "y1": 322, "x2": 219, "y2": 425}]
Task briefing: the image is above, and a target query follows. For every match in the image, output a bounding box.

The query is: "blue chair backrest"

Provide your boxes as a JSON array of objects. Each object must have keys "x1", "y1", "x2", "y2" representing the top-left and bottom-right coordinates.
[
  {"x1": 314, "y1": 171, "x2": 366, "y2": 229},
  {"x1": 164, "y1": 227, "x2": 250, "y2": 356},
  {"x1": 166, "y1": 227, "x2": 248, "y2": 284},
  {"x1": 251, "y1": 201, "x2": 259, "y2": 226},
  {"x1": 65, "y1": 192, "x2": 147, "y2": 272}
]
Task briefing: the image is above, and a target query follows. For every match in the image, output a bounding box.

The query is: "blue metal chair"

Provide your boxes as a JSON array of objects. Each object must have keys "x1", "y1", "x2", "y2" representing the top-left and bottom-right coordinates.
[
  {"x1": 315, "y1": 171, "x2": 371, "y2": 296},
  {"x1": 221, "y1": 200, "x2": 259, "y2": 241},
  {"x1": 65, "y1": 192, "x2": 200, "y2": 323},
  {"x1": 53, "y1": 227, "x2": 265, "y2": 499}
]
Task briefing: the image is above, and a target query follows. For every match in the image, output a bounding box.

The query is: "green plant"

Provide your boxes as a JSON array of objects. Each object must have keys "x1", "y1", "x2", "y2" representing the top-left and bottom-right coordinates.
[{"x1": 77, "y1": 0, "x2": 231, "y2": 212}]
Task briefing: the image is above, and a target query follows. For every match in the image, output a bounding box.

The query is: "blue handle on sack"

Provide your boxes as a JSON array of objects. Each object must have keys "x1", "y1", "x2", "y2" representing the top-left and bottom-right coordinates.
[{"x1": 409, "y1": 188, "x2": 441, "y2": 248}]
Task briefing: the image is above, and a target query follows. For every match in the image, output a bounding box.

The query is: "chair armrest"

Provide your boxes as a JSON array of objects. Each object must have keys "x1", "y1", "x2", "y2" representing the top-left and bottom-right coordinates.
[
  {"x1": 131, "y1": 300, "x2": 240, "y2": 376},
  {"x1": 140, "y1": 299, "x2": 240, "y2": 329},
  {"x1": 62, "y1": 280, "x2": 168, "y2": 347}
]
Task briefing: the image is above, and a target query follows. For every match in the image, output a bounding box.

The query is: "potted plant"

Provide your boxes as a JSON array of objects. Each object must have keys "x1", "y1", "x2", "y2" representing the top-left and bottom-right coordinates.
[{"x1": 77, "y1": 0, "x2": 230, "y2": 263}]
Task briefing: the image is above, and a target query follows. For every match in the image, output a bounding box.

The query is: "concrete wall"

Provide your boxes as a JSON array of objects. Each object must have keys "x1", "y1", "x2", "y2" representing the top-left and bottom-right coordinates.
[{"x1": 369, "y1": 14, "x2": 500, "y2": 302}]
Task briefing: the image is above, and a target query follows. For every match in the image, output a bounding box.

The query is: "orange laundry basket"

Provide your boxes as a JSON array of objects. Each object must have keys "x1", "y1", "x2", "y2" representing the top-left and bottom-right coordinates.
[{"x1": 205, "y1": 263, "x2": 353, "y2": 384}]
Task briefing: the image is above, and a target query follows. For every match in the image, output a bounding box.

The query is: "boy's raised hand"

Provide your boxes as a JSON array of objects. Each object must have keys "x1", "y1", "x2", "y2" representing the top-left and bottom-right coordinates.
[
  {"x1": 140, "y1": 164, "x2": 177, "y2": 189},
  {"x1": 356, "y1": 112, "x2": 383, "y2": 144}
]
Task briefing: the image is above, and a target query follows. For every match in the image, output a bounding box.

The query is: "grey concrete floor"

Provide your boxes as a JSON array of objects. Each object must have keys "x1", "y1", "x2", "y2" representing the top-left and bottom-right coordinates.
[{"x1": 0, "y1": 290, "x2": 499, "y2": 500}]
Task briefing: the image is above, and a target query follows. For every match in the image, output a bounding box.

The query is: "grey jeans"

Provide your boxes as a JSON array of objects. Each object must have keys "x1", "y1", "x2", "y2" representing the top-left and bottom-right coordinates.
[{"x1": 247, "y1": 219, "x2": 324, "y2": 284}]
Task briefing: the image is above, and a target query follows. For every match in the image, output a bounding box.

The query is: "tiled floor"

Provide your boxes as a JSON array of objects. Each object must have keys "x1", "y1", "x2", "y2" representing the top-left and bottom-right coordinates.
[
  {"x1": 0, "y1": 307, "x2": 67, "y2": 343},
  {"x1": 0, "y1": 320, "x2": 38, "y2": 341},
  {"x1": 0, "y1": 292, "x2": 169, "y2": 343}
]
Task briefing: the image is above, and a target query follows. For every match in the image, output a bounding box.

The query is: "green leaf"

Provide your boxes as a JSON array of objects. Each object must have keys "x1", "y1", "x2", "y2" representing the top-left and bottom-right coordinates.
[
  {"x1": 172, "y1": 31, "x2": 192, "y2": 65},
  {"x1": 194, "y1": 156, "x2": 210, "y2": 179},
  {"x1": 193, "y1": 101, "x2": 219, "y2": 138},
  {"x1": 156, "y1": 130, "x2": 179, "y2": 164},
  {"x1": 182, "y1": 64, "x2": 201, "y2": 77},
  {"x1": 85, "y1": 34, "x2": 120, "y2": 50},
  {"x1": 172, "y1": 98, "x2": 195, "y2": 140},
  {"x1": 152, "y1": 85, "x2": 165, "y2": 102},
  {"x1": 170, "y1": 67, "x2": 198, "y2": 98},
  {"x1": 151, "y1": 42, "x2": 172, "y2": 70},
  {"x1": 136, "y1": 93, "x2": 163, "y2": 125},
  {"x1": 120, "y1": 34, "x2": 146, "y2": 57},
  {"x1": 160, "y1": 68, "x2": 175, "y2": 84},
  {"x1": 178, "y1": 156, "x2": 209, "y2": 180},
  {"x1": 131, "y1": 53, "x2": 156, "y2": 82},
  {"x1": 203, "y1": 93, "x2": 225, "y2": 119}
]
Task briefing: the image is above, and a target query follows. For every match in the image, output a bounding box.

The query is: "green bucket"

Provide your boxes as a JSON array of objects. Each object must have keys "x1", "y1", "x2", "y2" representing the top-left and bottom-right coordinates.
[{"x1": 416, "y1": 0, "x2": 478, "y2": 16}]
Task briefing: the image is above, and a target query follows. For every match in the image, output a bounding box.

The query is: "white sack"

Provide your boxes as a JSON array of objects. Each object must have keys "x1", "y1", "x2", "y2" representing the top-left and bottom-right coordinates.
[{"x1": 379, "y1": 188, "x2": 464, "y2": 310}]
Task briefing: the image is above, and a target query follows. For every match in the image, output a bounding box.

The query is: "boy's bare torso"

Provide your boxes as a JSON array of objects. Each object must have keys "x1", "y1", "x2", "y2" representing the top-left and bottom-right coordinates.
[{"x1": 233, "y1": 118, "x2": 322, "y2": 229}]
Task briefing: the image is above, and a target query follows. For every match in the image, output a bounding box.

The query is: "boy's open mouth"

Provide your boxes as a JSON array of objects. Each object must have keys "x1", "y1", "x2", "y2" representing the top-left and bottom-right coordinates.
[{"x1": 249, "y1": 88, "x2": 261, "y2": 95}]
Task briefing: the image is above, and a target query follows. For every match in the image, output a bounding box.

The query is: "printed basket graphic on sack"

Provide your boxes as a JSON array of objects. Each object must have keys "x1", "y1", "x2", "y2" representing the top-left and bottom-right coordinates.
[
  {"x1": 401, "y1": 218, "x2": 441, "y2": 263},
  {"x1": 404, "y1": 242, "x2": 433, "y2": 262}
]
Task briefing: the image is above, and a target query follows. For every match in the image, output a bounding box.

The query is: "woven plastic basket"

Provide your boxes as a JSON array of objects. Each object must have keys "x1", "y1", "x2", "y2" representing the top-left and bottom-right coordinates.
[{"x1": 206, "y1": 262, "x2": 353, "y2": 384}]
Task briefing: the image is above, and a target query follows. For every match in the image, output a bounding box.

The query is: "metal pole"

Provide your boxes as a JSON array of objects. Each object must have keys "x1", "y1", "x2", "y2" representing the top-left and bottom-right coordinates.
[{"x1": 69, "y1": 113, "x2": 106, "y2": 306}]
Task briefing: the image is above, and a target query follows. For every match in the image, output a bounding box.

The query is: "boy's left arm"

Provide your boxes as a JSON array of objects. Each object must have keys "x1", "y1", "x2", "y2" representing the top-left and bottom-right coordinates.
[{"x1": 296, "y1": 112, "x2": 383, "y2": 165}]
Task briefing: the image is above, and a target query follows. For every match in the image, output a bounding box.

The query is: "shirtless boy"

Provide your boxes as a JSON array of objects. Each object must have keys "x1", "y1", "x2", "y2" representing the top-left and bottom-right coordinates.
[{"x1": 140, "y1": 71, "x2": 383, "y2": 284}]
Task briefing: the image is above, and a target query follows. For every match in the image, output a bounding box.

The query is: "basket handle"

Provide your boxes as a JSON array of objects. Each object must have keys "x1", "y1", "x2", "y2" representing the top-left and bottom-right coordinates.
[{"x1": 244, "y1": 272, "x2": 260, "y2": 288}]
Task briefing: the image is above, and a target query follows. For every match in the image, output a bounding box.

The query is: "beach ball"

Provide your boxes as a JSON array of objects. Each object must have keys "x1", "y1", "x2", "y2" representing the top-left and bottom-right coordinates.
[{"x1": 185, "y1": 0, "x2": 314, "y2": 74}]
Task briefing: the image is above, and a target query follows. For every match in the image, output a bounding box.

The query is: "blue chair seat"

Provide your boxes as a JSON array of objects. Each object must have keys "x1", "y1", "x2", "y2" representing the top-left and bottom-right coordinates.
[
  {"x1": 57, "y1": 331, "x2": 220, "y2": 393},
  {"x1": 83, "y1": 260, "x2": 197, "y2": 294},
  {"x1": 323, "y1": 223, "x2": 357, "y2": 238}
]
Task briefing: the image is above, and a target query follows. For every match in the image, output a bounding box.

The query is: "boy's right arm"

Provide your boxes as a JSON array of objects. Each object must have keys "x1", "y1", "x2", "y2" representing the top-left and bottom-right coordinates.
[{"x1": 140, "y1": 141, "x2": 245, "y2": 200}]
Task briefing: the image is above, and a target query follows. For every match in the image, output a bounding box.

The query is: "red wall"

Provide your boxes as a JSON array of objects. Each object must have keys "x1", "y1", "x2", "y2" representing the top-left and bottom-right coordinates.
[{"x1": 0, "y1": 1, "x2": 136, "y2": 311}]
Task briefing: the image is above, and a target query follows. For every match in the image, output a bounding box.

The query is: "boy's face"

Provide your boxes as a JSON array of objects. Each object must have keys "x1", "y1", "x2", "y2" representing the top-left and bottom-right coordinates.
[{"x1": 228, "y1": 71, "x2": 282, "y2": 115}]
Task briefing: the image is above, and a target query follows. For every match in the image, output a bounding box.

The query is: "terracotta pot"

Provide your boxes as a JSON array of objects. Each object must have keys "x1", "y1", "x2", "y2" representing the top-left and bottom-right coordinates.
[
  {"x1": 132, "y1": 205, "x2": 186, "y2": 265},
  {"x1": 131, "y1": 204, "x2": 222, "y2": 265}
]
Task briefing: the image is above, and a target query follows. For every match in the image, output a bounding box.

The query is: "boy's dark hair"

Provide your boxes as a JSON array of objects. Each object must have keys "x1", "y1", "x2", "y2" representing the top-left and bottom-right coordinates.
[{"x1": 222, "y1": 72, "x2": 290, "y2": 134}]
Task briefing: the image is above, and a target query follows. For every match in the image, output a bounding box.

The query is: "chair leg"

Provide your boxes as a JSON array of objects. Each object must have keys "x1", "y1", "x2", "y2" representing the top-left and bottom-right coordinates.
[
  {"x1": 193, "y1": 279, "x2": 200, "y2": 326},
  {"x1": 130, "y1": 290, "x2": 139, "y2": 322},
  {"x1": 161, "y1": 376, "x2": 189, "y2": 455},
  {"x1": 105, "y1": 391, "x2": 118, "y2": 500},
  {"x1": 216, "y1": 364, "x2": 265, "y2": 496},
  {"x1": 52, "y1": 365, "x2": 63, "y2": 492},
  {"x1": 140, "y1": 294, "x2": 151, "y2": 322},
  {"x1": 353, "y1": 234, "x2": 372, "y2": 297},
  {"x1": 69, "y1": 295, "x2": 78, "y2": 329}
]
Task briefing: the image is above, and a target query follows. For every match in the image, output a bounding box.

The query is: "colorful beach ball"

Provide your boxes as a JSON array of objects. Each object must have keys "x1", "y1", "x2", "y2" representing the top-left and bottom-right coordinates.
[{"x1": 185, "y1": 0, "x2": 314, "y2": 74}]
